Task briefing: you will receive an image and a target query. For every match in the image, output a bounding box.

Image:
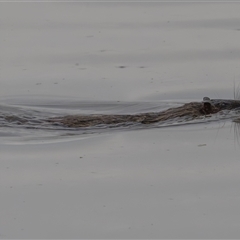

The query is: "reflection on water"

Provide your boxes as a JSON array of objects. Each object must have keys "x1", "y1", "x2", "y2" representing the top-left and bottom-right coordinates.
[{"x1": 1, "y1": 97, "x2": 240, "y2": 144}]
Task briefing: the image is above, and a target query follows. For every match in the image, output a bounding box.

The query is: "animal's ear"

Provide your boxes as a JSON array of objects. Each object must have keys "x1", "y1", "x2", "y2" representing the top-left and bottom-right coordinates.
[
  {"x1": 203, "y1": 97, "x2": 211, "y2": 102},
  {"x1": 203, "y1": 97, "x2": 210, "y2": 100}
]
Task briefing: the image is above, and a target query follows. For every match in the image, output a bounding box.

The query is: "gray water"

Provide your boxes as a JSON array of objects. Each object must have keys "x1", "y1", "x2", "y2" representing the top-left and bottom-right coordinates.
[{"x1": 2, "y1": 2, "x2": 240, "y2": 239}]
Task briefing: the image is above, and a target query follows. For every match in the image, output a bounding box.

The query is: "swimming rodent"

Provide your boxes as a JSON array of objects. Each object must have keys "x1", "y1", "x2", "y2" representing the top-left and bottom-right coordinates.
[
  {"x1": 47, "y1": 97, "x2": 240, "y2": 128},
  {"x1": 2, "y1": 97, "x2": 240, "y2": 128}
]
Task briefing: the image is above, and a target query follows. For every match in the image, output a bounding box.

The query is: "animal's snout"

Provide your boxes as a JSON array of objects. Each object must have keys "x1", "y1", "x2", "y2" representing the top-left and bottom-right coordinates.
[{"x1": 203, "y1": 102, "x2": 212, "y2": 114}]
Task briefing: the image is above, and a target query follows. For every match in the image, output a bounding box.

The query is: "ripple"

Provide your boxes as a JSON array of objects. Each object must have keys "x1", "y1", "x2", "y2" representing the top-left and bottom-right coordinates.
[{"x1": 1, "y1": 98, "x2": 239, "y2": 144}]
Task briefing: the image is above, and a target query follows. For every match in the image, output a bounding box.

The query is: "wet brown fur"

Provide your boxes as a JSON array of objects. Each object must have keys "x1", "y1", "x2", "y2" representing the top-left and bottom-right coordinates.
[
  {"x1": 3, "y1": 98, "x2": 231, "y2": 128},
  {"x1": 47, "y1": 101, "x2": 220, "y2": 128}
]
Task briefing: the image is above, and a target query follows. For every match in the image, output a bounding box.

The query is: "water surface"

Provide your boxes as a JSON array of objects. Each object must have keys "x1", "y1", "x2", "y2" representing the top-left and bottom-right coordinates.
[{"x1": 1, "y1": 2, "x2": 240, "y2": 239}]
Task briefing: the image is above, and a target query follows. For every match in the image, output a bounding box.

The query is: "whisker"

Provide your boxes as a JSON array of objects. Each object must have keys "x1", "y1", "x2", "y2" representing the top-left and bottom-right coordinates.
[
  {"x1": 234, "y1": 121, "x2": 240, "y2": 147},
  {"x1": 234, "y1": 81, "x2": 240, "y2": 100}
]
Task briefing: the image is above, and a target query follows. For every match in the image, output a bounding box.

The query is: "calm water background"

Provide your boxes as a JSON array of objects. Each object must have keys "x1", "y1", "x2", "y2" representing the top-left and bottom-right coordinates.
[{"x1": 1, "y1": 2, "x2": 240, "y2": 238}]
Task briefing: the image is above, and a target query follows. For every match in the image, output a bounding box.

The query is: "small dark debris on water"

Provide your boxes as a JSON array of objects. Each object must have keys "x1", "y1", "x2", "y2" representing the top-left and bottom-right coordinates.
[
  {"x1": 117, "y1": 66, "x2": 127, "y2": 69},
  {"x1": 198, "y1": 144, "x2": 207, "y2": 147}
]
